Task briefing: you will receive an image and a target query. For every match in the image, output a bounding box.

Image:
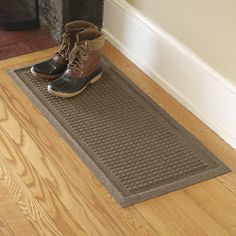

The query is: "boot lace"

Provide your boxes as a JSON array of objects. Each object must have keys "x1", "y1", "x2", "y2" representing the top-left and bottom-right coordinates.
[
  {"x1": 68, "y1": 44, "x2": 88, "y2": 71},
  {"x1": 58, "y1": 33, "x2": 71, "y2": 60}
]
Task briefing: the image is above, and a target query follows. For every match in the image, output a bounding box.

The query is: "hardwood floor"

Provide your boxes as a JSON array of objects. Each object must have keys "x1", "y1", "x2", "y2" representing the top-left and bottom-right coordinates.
[{"x1": 0, "y1": 42, "x2": 235, "y2": 235}]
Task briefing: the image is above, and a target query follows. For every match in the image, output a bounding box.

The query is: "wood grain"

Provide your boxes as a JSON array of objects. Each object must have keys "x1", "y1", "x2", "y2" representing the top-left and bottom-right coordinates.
[{"x1": 0, "y1": 42, "x2": 235, "y2": 235}]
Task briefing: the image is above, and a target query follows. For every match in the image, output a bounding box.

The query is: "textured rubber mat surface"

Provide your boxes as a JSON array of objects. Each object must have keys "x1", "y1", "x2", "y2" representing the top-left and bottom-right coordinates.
[{"x1": 9, "y1": 57, "x2": 230, "y2": 207}]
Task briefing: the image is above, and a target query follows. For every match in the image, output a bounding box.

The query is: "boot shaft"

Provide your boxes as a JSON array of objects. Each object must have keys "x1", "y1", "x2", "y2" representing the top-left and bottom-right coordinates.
[
  {"x1": 58, "y1": 21, "x2": 98, "y2": 61},
  {"x1": 65, "y1": 20, "x2": 98, "y2": 33},
  {"x1": 68, "y1": 30, "x2": 105, "y2": 77}
]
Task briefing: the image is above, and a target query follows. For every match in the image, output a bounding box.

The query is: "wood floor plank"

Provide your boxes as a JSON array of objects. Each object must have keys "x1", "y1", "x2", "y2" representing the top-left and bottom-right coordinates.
[
  {"x1": 135, "y1": 195, "x2": 210, "y2": 236},
  {"x1": 189, "y1": 179, "x2": 236, "y2": 233},
  {"x1": 169, "y1": 190, "x2": 229, "y2": 235},
  {"x1": 0, "y1": 41, "x2": 235, "y2": 235},
  {"x1": 0, "y1": 155, "x2": 63, "y2": 236},
  {"x1": 0, "y1": 168, "x2": 38, "y2": 236},
  {"x1": 218, "y1": 173, "x2": 236, "y2": 196}
]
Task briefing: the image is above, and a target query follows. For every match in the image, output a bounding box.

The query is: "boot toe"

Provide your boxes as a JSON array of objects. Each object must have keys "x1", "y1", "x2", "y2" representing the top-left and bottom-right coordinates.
[
  {"x1": 31, "y1": 59, "x2": 67, "y2": 79},
  {"x1": 47, "y1": 81, "x2": 61, "y2": 93},
  {"x1": 48, "y1": 77, "x2": 68, "y2": 94},
  {"x1": 32, "y1": 60, "x2": 51, "y2": 75},
  {"x1": 47, "y1": 83, "x2": 61, "y2": 97},
  {"x1": 47, "y1": 75, "x2": 84, "y2": 98}
]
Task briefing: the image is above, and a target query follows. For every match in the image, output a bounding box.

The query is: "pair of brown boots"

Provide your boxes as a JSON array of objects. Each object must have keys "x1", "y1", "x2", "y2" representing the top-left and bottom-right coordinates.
[{"x1": 31, "y1": 21, "x2": 105, "y2": 98}]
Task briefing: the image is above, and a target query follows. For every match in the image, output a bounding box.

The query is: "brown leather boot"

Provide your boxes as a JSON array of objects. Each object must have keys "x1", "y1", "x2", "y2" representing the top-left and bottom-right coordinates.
[
  {"x1": 31, "y1": 21, "x2": 98, "y2": 80},
  {"x1": 47, "y1": 30, "x2": 105, "y2": 98}
]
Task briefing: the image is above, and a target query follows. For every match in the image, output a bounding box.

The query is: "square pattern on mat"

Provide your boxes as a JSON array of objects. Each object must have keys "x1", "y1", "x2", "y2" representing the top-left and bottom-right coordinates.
[{"x1": 8, "y1": 57, "x2": 230, "y2": 207}]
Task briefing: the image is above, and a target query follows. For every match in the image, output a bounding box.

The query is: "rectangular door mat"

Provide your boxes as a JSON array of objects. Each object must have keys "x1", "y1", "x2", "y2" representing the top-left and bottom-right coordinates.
[{"x1": 8, "y1": 57, "x2": 230, "y2": 207}]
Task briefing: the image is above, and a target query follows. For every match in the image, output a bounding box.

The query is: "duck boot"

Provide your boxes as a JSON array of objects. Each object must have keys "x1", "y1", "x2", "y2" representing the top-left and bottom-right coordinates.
[
  {"x1": 31, "y1": 21, "x2": 98, "y2": 80},
  {"x1": 48, "y1": 30, "x2": 105, "y2": 98}
]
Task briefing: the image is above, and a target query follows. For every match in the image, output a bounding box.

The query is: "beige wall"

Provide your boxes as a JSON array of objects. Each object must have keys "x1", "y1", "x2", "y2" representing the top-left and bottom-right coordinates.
[{"x1": 127, "y1": 0, "x2": 236, "y2": 84}]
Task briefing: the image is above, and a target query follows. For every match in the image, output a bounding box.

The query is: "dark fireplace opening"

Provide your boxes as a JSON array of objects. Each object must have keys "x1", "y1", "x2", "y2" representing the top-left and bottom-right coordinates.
[
  {"x1": 0, "y1": 0, "x2": 104, "y2": 40},
  {"x1": 0, "y1": 0, "x2": 39, "y2": 31}
]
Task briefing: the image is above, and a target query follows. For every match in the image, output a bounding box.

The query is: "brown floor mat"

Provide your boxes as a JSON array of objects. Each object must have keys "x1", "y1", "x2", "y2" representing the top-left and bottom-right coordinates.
[{"x1": 8, "y1": 57, "x2": 230, "y2": 207}]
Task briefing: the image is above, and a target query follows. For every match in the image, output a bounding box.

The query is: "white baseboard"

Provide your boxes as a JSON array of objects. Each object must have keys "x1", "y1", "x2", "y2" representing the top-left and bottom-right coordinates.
[{"x1": 103, "y1": 0, "x2": 236, "y2": 149}]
